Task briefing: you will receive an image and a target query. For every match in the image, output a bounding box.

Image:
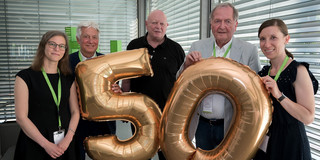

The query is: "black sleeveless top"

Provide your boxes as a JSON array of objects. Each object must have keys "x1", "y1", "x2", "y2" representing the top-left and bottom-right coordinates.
[
  {"x1": 258, "y1": 60, "x2": 318, "y2": 160},
  {"x1": 14, "y1": 68, "x2": 79, "y2": 160}
]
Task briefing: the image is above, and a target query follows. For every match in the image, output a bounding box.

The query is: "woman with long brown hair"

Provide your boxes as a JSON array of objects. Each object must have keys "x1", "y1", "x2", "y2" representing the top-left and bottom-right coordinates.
[{"x1": 14, "y1": 30, "x2": 80, "y2": 160}]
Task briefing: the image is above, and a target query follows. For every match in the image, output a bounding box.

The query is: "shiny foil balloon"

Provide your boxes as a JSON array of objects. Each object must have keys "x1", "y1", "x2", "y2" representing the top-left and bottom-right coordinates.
[
  {"x1": 160, "y1": 57, "x2": 272, "y2": 160},
  {"x1": 75, "y1": 48, "x2": 162, "y2": 160}
]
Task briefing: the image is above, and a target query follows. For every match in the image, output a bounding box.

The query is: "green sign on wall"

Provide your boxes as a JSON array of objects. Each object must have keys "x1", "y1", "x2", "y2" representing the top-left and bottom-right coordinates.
[
  {"x1": 65, "y1": 27, "x2": 80, "y2": 54},
  {"x1": 110, "y1": 40, "x2": 122, "y2": 53}
]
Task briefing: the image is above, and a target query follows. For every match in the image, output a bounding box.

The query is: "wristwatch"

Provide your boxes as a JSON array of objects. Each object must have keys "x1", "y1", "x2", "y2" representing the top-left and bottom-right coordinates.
[{"x1": 277, "y1": 92, "x2": 286, "y2": 102}]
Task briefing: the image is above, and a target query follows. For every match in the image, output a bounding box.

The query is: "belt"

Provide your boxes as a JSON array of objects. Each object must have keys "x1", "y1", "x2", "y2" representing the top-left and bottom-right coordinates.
[{"x1": 199, "y1": 115, "x2": 224, "y2": 126}]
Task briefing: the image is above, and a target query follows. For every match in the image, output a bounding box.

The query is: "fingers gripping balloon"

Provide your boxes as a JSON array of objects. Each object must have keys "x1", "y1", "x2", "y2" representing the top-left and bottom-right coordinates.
[
  {"x1": 75, "y1": 48, "x2": 162, "y2": 160},
  {"x1": 160, "y1": 57, "x2": 272, "y2": 160}
]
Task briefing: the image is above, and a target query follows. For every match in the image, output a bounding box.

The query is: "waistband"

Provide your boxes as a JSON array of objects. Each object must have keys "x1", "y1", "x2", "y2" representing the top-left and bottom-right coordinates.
[{"x1": 199, "y1": 115, "x2": 224, "y2": 125}]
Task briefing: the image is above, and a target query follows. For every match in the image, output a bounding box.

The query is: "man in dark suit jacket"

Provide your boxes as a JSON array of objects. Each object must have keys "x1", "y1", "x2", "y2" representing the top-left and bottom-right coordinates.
[{"x1": 69, "y1": 21, "x2": 116, "y2": 160}]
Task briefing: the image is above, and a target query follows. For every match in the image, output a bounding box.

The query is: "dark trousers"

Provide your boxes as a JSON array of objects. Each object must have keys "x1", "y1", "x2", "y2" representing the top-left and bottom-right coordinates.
[
  {"x1": 195, "y1": 116, "x2": 224, "y2": 150},
  {"x1": 252, "y1": 149, "x2": 268, "y2": 160},
  {"x1": 75, "y1": 119, "x2": 116, "y2": 160}
]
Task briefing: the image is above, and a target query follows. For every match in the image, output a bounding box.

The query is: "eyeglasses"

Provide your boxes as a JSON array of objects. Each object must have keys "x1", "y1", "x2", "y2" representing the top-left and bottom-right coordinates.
[{"x1": 47, "y1": 41, "x2": 66, "y2": 50}]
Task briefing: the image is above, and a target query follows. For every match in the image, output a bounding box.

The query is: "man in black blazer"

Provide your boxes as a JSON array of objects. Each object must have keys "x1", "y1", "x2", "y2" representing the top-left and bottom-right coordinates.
[{"x1": 69, "y1": 21, "x2": 116, "y2": 160}]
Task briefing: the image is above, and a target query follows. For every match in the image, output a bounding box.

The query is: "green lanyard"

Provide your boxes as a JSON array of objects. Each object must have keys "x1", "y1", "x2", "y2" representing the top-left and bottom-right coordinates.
[
  {"x1": 41, "y1": 67, "x2": 62, "y2": 129},
  {"x1": 268, "y1": 55, "x2": 289, "y2": 81},
  {"x1": 213, "y1": 42, "x2": 232, "y2": 57},
  {"x1": 78, "y1": 52, "x2": 83, "y2": 62}
]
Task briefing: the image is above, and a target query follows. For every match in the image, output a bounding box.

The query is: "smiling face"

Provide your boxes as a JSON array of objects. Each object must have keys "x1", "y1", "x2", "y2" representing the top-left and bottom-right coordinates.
[
  {"x1": 259, "y1": 26, "x2": 290, "y2": 60},
  {"x1": 210, "y1": 6, "x2": 238, "y2": 47},
  {"x1": 146, "y1": 10, "x2": 168, "y2": 42},
  {"x1": 44, "y1": 35, "x2": 66, "y2": 63},
  {"x1": 77, "y1": 27, "x2": 99, "y2": 57}
]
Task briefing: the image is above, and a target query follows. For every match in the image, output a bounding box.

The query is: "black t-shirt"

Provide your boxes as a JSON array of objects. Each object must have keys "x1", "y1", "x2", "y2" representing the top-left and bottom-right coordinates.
[{"x1": 127, "y1": 34, "x2": 185, "y2": 110}]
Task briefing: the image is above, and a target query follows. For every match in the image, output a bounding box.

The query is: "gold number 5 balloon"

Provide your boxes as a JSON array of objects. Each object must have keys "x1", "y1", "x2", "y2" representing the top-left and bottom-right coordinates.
[
  {"x1": 160, "y1": 57, "x2": 272, "y2": 160},
  {"x1": 75, "y1": 48, "x2": 162, "y2": 160}
]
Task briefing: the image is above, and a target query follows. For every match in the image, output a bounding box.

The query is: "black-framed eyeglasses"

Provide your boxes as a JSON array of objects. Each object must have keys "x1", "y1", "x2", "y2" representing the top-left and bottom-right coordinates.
[{"x1": 47, "y1": 41, "x2": 66, "y2": 50}]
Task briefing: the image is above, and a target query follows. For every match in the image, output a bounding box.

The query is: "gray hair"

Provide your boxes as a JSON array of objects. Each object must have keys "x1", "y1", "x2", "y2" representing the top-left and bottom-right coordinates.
[
  {"x1": 210, "y1": 2, "x2": 238, "y2": 22},
  {"x1": 76, "y1": 21, "x2": 100, "y2": 38}
]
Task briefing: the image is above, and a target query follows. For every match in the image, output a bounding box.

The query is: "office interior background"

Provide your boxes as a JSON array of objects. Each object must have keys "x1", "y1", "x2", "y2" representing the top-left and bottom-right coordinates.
[{"x1": 0, "y1": 0, "x2": 319, "y2": 159}]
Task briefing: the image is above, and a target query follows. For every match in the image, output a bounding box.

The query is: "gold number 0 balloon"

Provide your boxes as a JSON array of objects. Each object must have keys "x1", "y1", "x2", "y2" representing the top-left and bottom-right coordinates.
[
  {"x1": 75, "y1": 48, "x2": 162, "y2": 160},
  {"x1": 160, "y1": 57, "x2": 272, "y2": 160}
]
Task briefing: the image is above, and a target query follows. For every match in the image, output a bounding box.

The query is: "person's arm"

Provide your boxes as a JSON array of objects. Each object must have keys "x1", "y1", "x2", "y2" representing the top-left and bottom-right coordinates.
[
  {"x1": 283, "y1": 65, "x2": 315, "y2": 124},
  {"x1": 176, "y1": 62, "x2": 185, "y2": 79},
  {"x1": 176, "y1": 40, "x2": 204, "y2": 78},
  {"x1": 57, "y1": 82, "x2": 80, "y2": 152},
  {"x1": 14, "y1": 76, "x2": 64, "y2": 159},
  {"x1": 121, "y1": 40, "x2": 136, "y2": 92},
  {"x1": 184, "y1": 51, "x2": 202, "y2": 68},
  {"x1": 176, "y1": 51, "x2": 202, "y2": 79},
  {"x1": 248, "y1": 45, "x2": 261, "y2": 73},
  {"x1": 261, "y1": 65, "x2": 315, "y2": 124}
]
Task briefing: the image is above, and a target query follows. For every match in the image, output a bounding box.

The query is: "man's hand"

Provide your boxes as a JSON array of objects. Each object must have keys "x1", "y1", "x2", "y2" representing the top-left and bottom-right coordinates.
[
  {"x1": 111, "y1": 84, "x2": 122, "y2": 93},
  {"x1": 184, "y1": 51, "x2": 202, "y2": 68}
]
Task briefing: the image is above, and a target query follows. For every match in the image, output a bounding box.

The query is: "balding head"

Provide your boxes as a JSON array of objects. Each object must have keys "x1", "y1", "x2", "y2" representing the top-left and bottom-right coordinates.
[
  {"x1": 146, "y1": 10, "x2": 168, "y2": 43},
  {"x1": 147, "y1": 10, "x2": 167, "y2": 23}
]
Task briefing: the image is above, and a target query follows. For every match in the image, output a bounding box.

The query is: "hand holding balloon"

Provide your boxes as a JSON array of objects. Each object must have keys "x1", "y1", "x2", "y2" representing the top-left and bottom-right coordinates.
[
  {"x1": 111, "y1": 84, "x2": 122, "y2": 93},
  {"x1": 261, "y1": 75, "x2": 282, "y2": 99},
  {"x1": 184, "y1": 51, "x2": 202, "y2": 68}
]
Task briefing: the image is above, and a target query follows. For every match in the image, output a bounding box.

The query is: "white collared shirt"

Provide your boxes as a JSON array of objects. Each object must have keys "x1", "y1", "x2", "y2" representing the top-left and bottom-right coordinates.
[
  {"x1": 200, "y1": 94, "x2": 226, "y2": 119},
  {"x1": 213, "y1": 38, "x2": 233, "y2": 58},
  {"x1": 200, "y1": 39, "x2": 233, "y2": 119},
  {"x1": 79, "y1": 51, "x2": 97, "y2": 61}
]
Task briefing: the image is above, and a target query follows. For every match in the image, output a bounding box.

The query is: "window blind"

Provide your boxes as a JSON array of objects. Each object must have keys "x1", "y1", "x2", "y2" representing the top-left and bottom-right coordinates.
[
  {"x1": 212, "y1": 0, "x2": 320, "y2": 159},
  {"x1": 148, "y1": 0, "x2": 200, "y2": 53},
  {"x1": 0, "y1": 0, "x2": 138, "y2": 123}
]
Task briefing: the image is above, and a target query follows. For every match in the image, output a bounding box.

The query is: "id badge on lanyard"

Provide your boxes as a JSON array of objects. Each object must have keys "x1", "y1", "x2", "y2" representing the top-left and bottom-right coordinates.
[
  {"x1": 54, "y1": 129, "x2": 65, "y2": 144},
  {"x1": 41, "y1": 67, "x2": 64, "y2": 144}
]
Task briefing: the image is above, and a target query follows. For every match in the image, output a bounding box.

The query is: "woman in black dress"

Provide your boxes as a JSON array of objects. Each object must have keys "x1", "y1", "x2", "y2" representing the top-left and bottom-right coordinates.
[
  {"x1": 14, "y1": 31, "x2": 80, "y2": 159},
  {"x1": 255, "y1": 19, "x2": 318, "y2": 160}
]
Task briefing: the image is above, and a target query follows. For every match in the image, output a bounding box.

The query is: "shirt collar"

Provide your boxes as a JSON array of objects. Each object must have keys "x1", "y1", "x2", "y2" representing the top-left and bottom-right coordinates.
[
  {"x1": 79, "y1": 51, "x2": 97, "y2": 61},
  {"x1": 214, "y1": 38, "x2": 233, "y2": 50},
  {"x1": 144, "y1": 32, "x2": 167, "y2": 49}
]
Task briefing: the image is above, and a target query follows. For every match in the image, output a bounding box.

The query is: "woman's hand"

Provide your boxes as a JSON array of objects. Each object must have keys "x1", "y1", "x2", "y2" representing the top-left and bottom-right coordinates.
[
  {"x1": 57, "y1": 135, "x2": 72, "y2": 153},
  {"x1": 43, "y1": 141, "x2": 64, "y2": 159},
  {"x1": 261, "y1": 75, "x2": 282, "y2": 99}
]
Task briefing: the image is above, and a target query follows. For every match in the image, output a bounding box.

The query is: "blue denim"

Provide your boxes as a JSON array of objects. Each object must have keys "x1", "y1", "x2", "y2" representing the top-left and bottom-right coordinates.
[{"x1": 195, "y1": 118, "x2": 224, "y2": 150}]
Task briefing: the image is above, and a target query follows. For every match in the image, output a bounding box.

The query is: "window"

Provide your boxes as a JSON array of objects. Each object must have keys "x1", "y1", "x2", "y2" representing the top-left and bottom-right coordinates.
[
  {"x1": 0, "y1": 0, "x2": 138, "y2": 123},
  {"x1": 148, "y1": 0, "x2": 200, "y2": 53},
  {"x1": 212, "y1": 0, "x2": 320, "y2": 159}
]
